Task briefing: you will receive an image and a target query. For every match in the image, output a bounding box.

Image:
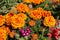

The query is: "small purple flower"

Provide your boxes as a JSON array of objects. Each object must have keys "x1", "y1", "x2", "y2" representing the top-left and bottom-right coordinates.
[
  {"x1": 25, "y1": 30, "x2": 28, "y2": 33},
  {"x1": 26, "y1": 27, "x2": 30, "y2": 31},
  {"x1": 26, "y1": 33, "x2": 29, "y2": 36},
  {"x1": 20, "y1": 29, "x2": 25, "y2": 33},
  {"x1": 22, "y1": 33, "x2": 26, "y2": 36},
  {"x1": 27, "y1": 30, "x2": 31, "y2": 34}
]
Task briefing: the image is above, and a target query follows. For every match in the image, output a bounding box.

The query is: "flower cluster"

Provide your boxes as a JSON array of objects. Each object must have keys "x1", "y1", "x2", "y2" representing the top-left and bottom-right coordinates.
[
  {"x1": 0, "y1": 0, "x2": 58, "y2": 40},
  {"x1": 48, "y1": 28, "x2": 60, "y2": 39},
  {"x1": 20, "y1": 27, "x2": 31, "y2": 36}
]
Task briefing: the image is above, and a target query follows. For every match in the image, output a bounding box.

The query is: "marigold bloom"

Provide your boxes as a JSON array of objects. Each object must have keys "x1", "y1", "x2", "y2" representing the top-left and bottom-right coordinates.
[
  {"x1": 43, "y1": 16, "x2": 56, "y2": 27},
  {"x1": 5, "y1": 12, "x2": 16, "y2": 25},
  {"x1": 1, "y1": 25, "x2": 10, "y2": 34},
  {"x1": 43, "y1": 11, "x2": 51, "y2": 17},
  {"x1": 29, "y1": 20, "x2": 35, "y2": 26},
  {"x1": 37, "y1": 7, "x2": 43, "y2": 11},
  {"x1": 23, "y1": 0, "x2": 33, "y2": 3},
  {"x1": 17, "y1": 13, "x2": 27, "y2": 20},
  {"x1": 0, "y1": 28, "x2": 7, "y2": 40},
  {"x1": 31, "y1": 34, "x2": 38, "y2": 40},
  {"x1": 0, "y1": 15, "x2": 5, "y2": 26},
  {"x1": 32, "y1": 0, "x2": 45, "y2": 5},
  {"x1": 11, "y1": 15, "x2": 25, "y2": 29},
  {"x1": 16, "y1": 3, "x2": 29, "y2": 13},
  {"x1": 9, "y1": 30, "x2": 16, "y2": 38},
  {"x1": 30, "y1": 10, "x2": 42, "y2": 20}
]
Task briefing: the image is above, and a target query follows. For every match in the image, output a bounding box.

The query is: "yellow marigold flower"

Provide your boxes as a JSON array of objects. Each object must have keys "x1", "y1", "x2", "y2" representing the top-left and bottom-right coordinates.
[
  {"x1": 32, "y1": 0, "x2": 45, "y2": 5},
  {"x1": 5, "y1": 12, "x2": 16, "y2": 25},
  {"x1": 0, "y1": 28, "x2": 7, "y2": 40},
  {"x1": 11, "y1": 15, "x2": 25, "y2": 29},
  {"x1": 16, "y1": 3, "x2": 29, "y2": 13},
  {"x1": 29, "y1": 20, "x2": 35, "y2": 26},
  {"x1": 30, "y1": 10, "x2": 42, "y2": 20},
  {"x1": 43, "y1": 16, "x2": 56, "y2": 27},
  {"x1": 23, "y1": 0, "x2": 33, "y2": 3},
  {"x1": 17, "y1": 13, "x2": 27, "y2": 20},
  {"x1": 0, "y1": 15, "x2": 5, "y2": 26},
  {"x1": 43, "y1": 11, "x2": 51, "y2": 17}
]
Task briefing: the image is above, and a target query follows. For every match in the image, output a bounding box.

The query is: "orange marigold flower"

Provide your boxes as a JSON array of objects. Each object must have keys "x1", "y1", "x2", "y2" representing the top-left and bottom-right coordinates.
[
  {"x1": 32, "y1": 0, "x2": 45, "y2": 5},
  {"x1": 0, "y1": 15, "x2": 5, "y2": 26},
  {"x1": 37, "y1": 7, "x2": 43, "y2": 11},
  {"x1": 0, "y1": 28, "x2": 7, "y2": 40},
  {"x1": 31, "y1": 34, "x2": 38, "y2": 40},
  {"x1": 0, "y1": 25, "x2": 10, "y2": 34},
  {"x1": 43, "y1": 10, "x2": 51, "y2": 17},
  {"x1": 30, "y1": 10, "x2": 42, "y2": 20},
  {"x1": 11, "y1": 15, "x2": 25, "y2": 29},
  {"x1": 17, "y1": 13, "x2": 27, "y2": 20},
  {"x1": 9, "y1": 30, "x2": 16, "y2": 38},
  {"x1": 43, "y1": 16, "x2": 56, "y2": 27},
  {"x1": 23, "y1": 0, "x2": 33, "y2": 3},
  {"x1": 29, "y1": 20, "x2": 35, "y2": 26},
  {"x1": 5, "y1": 12, "x2": 16, "y2": 25},
  {"x1": 16, "y1": 3, "x2": 29, "y2": 13}
]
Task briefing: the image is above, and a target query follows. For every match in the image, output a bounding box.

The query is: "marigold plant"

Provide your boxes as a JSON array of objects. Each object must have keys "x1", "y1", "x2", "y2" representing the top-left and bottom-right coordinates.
[{"x1": 0, "y1": 0, "x2": 59, "y2": 40}]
